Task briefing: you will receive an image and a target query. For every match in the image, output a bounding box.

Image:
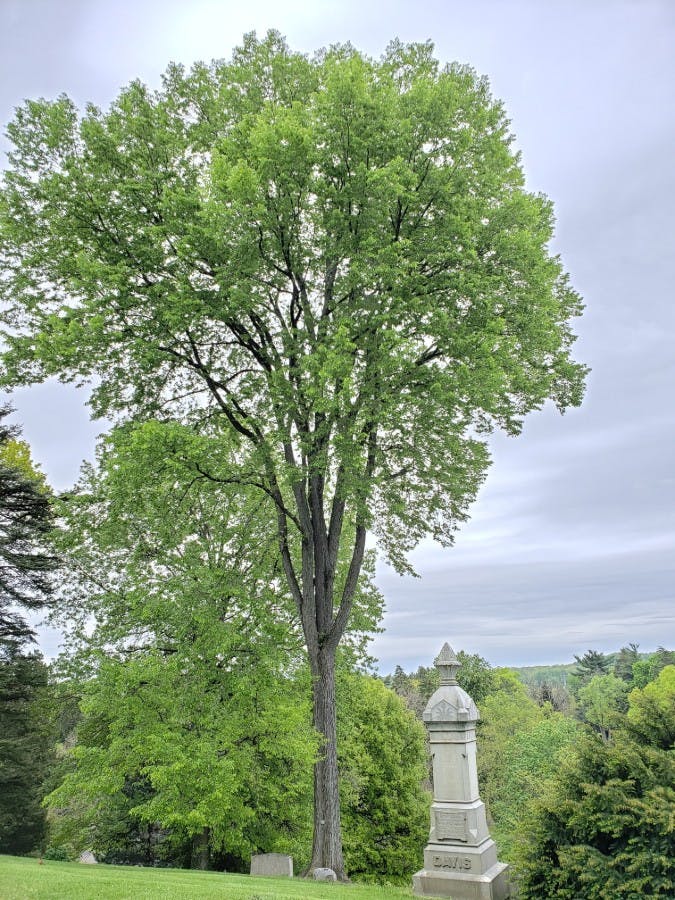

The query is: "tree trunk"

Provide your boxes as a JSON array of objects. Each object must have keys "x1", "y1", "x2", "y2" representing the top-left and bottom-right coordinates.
[
  {"x1": 308, "y1": 642, "x2": 346, "y2": 879},
  {"x1": 192, "y1": 826, "x2": 210, "y2": 870}
]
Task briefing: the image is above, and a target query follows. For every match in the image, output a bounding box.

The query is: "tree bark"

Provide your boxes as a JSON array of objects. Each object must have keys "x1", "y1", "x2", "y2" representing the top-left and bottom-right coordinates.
[
  {"x1": 308, "y1": 642, "x2": 345, "y2": 880},
  {"x1": 192, "y1": 826, "x2": 210, "y2": 870}
]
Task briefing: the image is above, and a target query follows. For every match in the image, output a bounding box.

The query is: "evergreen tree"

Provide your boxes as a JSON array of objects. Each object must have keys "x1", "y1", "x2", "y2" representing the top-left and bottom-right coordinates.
[
  {"x1": 0, "y1": 641, "x2": 51, "y2": 854},
  {"x1": 0, "y1": 409, "x2": 57, "y2": 854},
  {"x1": 414, "y1": 665, "x2": 440, "y2": 702},
  {"x1": 517, "y1": 668, "x2": 675, "y2": 898},
  {"x1": 613, "y1": 642, "x2": 640, "y2": 683},
  {"x1": 569, "y1": 649, "x2": 609, "y2": 694},
  {"x1": 0, "y1": 407, "x2": 56, "y2": 642}
]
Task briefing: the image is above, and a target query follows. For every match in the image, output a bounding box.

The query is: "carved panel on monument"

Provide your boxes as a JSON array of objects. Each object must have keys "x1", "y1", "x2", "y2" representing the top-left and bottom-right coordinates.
[
  {"x1": 432, "y1": 854, "x2": 473, "y2": 871},
  {"x1": 435, "y1": 809, "x2": 468, "y2": 842},
  {"x1": 426, "y1": 698, "x2": 454, "y2": 721}
]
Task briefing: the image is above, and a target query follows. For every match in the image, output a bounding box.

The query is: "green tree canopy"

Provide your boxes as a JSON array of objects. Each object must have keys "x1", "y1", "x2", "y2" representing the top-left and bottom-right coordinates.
[
  {"x1": 482, "y1": 710, "x2": 579, "y2": 859},
  {"x1": 46, "y1": 417, "x2": 381, "y2": 870},
  {"x1": 627, "y1": 665, "x2": 675, "y2": 750},
  {"x1": 0, "y1": 33, "x2": 586, "y2": 874},
  {"x1": 577, "y1": 673, "x2": 628, "y2": 741},
  {"x1": 632, "y1": 648, "x2": 675, "y2": 689},
  {"x1": 45, "y1": 419, "x2": 320, "y2": 867},
  {"x1": 385, "y1": 649, "x2": 498, "y2": 719},
  {"x1": 46, "y1": 641, "x2": 318, "y2": 869},
  {"x1": 477, "y1": 674, "x2": 545, "y2": 819}
]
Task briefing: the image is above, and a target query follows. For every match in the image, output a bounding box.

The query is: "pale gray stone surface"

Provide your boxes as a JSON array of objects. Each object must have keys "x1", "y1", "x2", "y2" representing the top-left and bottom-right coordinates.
[
  {"x1": 78, "y1": 850, "x2": 97, "y2": 864},
  {"x1": 313, "y1": 867, "x2": 337, "y2": 881},
  {"x1": 413, "y1": 643, "x2": 510, "y2": 900},
  {"x1": 250, "y1": 852, "x2": 293, "y2": 877}
]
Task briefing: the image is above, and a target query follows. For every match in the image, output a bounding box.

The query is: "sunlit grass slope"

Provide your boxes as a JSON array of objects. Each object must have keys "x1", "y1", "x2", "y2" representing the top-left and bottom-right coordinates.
[{"x1": 0, "y1": 855, "x2": 418, "y2": 900}]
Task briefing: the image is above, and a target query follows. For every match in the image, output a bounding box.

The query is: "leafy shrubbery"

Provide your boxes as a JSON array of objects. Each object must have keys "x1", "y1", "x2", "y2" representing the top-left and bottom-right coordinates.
[
  {"x1": 45, "y1": 665, "x2": 429, "y2": 880},
  {"x1": 42, "y1": 845, "x2": 71, "y2": 861},
  {"x1": 338, "y1": 673, "x2": 429, "y2": 882}
]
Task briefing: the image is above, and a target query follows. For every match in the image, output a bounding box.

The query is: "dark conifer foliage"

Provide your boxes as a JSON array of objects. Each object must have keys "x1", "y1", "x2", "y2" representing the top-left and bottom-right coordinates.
[
  {"x1": 0, "y1": 407, "x2": 57, "y2": 854},
  {"x1": 613, "y1": 642, "x2": 641, "y2": 682},
  {"x1": 0, "y1": 643, "x2": 50, "y2": 854},
  {"x1": 571, "y1": 649, "x2": 609, "y2": 690},
  {"x1": 0, "y1": 406, "x2": 57, "y2": 642}
]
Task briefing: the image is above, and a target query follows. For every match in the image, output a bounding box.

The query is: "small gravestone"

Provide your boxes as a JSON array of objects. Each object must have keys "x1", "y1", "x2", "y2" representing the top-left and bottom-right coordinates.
[
  {"x1": 313, "y1": 867, "x2": 337, "y2": 881},
  {"x1": 250, "y1": 852, "x2": 293, "y2": 877},
  {"x1": 78, "y1": 850, "x2": 97, "y2": 864}
]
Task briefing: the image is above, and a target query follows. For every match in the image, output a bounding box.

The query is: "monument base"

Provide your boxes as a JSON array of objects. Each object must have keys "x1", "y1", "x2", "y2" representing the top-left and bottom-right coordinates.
[{"x1": 413, "y1": 861, "x2": 510, "y2": 899}]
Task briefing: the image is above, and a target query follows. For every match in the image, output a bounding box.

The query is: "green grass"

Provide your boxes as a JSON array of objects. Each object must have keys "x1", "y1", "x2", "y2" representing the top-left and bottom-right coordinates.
[{"x1": 0, "y1": 855, "x2": 418, "y2": 900}]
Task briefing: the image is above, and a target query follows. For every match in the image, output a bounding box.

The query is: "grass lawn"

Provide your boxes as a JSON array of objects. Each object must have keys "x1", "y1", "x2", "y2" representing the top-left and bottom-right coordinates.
[{"x1": 0, "y1": 855, "x2": 420, "y2": 900}]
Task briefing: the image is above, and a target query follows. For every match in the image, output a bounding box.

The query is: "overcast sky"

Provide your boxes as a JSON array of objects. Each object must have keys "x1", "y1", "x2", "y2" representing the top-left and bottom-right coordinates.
[{"x1": 1, "y1": 0, "x2": 673, "y2": 671}]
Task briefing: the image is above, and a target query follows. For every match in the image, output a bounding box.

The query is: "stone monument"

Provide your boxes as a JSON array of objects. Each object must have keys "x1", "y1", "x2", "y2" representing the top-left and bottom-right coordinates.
[
  {"x1": 413, "y1": 643, "x2": 510, "y2": 899},
  {"x1": 250, "y1": 852, "x2": 293, "y2": 877}
]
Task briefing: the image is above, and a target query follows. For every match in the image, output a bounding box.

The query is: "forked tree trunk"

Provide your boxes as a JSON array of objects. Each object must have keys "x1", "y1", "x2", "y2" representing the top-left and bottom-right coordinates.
[
  {"x1": 308, "y1": 642, "x2": 345, "y2": 879},
  {"x1": 277, "y1": 467, "x2": 367, "y2": 880}
]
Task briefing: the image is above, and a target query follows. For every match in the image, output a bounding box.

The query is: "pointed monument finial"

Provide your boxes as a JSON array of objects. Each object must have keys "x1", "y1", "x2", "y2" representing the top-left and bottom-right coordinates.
[{"x1": 435, "y1": 642, "x2": 460, "y2": 685}]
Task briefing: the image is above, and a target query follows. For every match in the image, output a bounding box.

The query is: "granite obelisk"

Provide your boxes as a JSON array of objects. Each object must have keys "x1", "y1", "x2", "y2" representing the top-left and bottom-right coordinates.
[{"x1": 412, "y1": 643, "x2": 509, "y2": 899}]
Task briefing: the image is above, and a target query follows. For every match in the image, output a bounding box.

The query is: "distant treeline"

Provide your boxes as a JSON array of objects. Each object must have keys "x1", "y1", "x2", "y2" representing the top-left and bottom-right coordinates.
[{"x1": 383, "y1": 647, "x2": 669, "y2": 694}]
